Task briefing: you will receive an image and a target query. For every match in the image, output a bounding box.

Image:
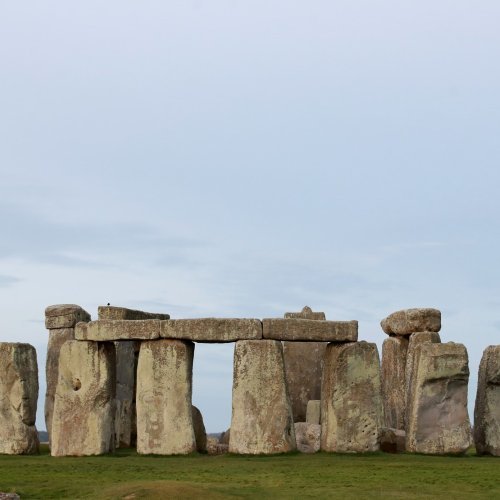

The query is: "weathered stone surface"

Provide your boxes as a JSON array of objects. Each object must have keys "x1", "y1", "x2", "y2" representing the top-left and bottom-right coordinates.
[
  {"x1": 405, "y1": 332, "x2": 441, "y2": 415},
  {"x1": 45, "y1": 328, "x2": 75, "y2": 445},
  {"x1": 98, "y1": 305, "x2": 170, "y2": 320},
  {"x1": 294, "y1": 422, "x2": 321, "y2": 453},
  {"x1": 192, "y1": 405, "x2": 207, "y2": 453},
  {"x1": 406, "y1": 342, "x2": 472, "y2": 455},
  {"x1": 263, "y1": 319, "x2": 358, "y2": 342},
  {"x1": 0, "y1": 493, "x2": 20, "y2": 500},
  {"x1": 321, "y1": 341, "x2": 383, "y2": 453},
  {"x1": 284, "y1": 306, "x2": 326, "y2": 321},
  {"x1": 0, "y1": 343, "x2": 39, "y2": 455},
  {"x1": 381, "y1": 308, "x2": 441, "y2": 336},
  {"x1": 474, "y1": 345, "x2": 500, "y2": 455},
  {"x1": 284, "y1": 342, "x2": 326, "y2": 422},
  {"x1": 381, "y1": 336, "x2": 409, "y2": 430},
  {"x1": 45, "y1": 304, "x2": 91, "y2": 329},
  {"x1": 229, "y1": 340, "x2": 296, "y2": 454},
  {"x1": 51, "y1": 341, "x2": 115, "y2": 456},
  {"x1": 207, "y1": 438, "x2": 228, "y2": 455},
  {"x1": 161, "y1": 318, "x2": 262, "y2": 343},
  {"x1": 306, "y1": 400, "x2": 321, "y2": 425},
  {"x1": 75, "y1": 320, "x2": 160, "y2": 341},
  {"x1": 114, "y1": 341, "x2": 137, "y2": 448},
  {"x1": 136, "y1": 339, "x2": 196, "y2": 455},
  {"x1": 220, "y1": 428, "x2": 230, "y2": 445},
  {"x1": 380, "y1": 427, "x2": 406, "y2": 453}
]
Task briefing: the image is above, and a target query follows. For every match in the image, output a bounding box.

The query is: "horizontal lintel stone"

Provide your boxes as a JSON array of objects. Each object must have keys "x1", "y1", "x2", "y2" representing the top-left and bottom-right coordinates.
[
  {"x1": 160, "y1": 319, "x2": 262, "y2": 343},
  {"x1": 262, "y1": 318, "x2": 358, "y2": 342},
  {"x1": 75, "y1": 320, "x2": 160, "y2": 341},
  {"x1": 381, "y1": 308, "x2": 441, "y2": 336},
  {"x1": 98, "y1": 306, "x2": 170, "y2": 321},
  {"x1": 45, "y1": 304, "x2": 91, "y2": 329}
]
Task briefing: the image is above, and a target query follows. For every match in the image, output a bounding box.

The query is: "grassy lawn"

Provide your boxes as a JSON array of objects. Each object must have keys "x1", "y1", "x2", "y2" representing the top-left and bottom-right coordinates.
[{"x1": 0, "y1": 446, "x2": 498, "y2": 499}]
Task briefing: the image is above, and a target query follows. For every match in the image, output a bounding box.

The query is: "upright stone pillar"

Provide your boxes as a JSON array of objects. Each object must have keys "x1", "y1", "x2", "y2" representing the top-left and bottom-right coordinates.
[
  {"x1": 136, "y1": 339, "x2": 196, "y2": 455},
  {"x1": 406, "y1": 342, "x2": 471, "y2": 454},
  {"x1": 321, "y1": 341, "x2": 383, "y2": 453},
  {"x1": 283, "y1": 306, "x2": 327, "y2": 422},
  {"x1": 51, "y1": 340, "x2": 116, "y2": 456},
  {"x1": 45, "y1": 304, "x2": 91, "y2": 444},
  {"x1": 229, "y1": 339, "x2": 296, "y2": 454},
  {"x1": 0, "y1": 343, "x2": 39, "y2": 454},
  {"x1": 474, "y1": 345, "x2": 500, "y2": 455}
]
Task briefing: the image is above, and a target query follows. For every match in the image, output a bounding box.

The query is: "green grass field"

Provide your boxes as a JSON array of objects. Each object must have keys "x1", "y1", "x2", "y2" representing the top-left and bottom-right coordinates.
[{"x1": 0, "y1": 446, "x2": 498, "y2": 499}]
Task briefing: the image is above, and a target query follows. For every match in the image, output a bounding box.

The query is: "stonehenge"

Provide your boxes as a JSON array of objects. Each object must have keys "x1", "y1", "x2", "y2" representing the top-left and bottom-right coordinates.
[{"x1": 0, "y1": 302, "x2": 486, "y2": 459}]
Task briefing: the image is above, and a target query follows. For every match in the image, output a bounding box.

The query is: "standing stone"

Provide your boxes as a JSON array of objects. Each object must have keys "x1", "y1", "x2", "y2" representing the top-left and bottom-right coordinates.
[
  {"x1": 45, "y1": 304, "x2": 91, "y2": 445},
  {"x1": 229, "y1": 340, "x2": 296, "y2": 454},
  {"x1": 51, "y1": 340, "x2": 115, "y2": 456},
  {"x1": 294, "y1": 422, "x2": 321, "y2": 453},
  {"x1": 114, "y1": 341, "x2": 137, "y2": 448},
  {"x1": 474, "y1": 345, "x2": 500, "y2": 455},
  {"x1": 283, "y1": 307, "x2": 326, "y2": 422},
  {"x1": 321, "y1": 341, "x2": 383, "y2": 453},
  {"x1": 192, "y1": 405, "x2": 207, "y2": 453},
  {"x1": 136, "y1": 339, "x2": 196, "y2": 455},
  {"x1": 0, "y1": 343, "x2": 39, "y2": 455},
  {"x1": 381, "y1": 336, "x2": 408, "y2": 430},
  {"x1": 406, "y1": 342, "x2": 472, "y2": 454},
  {"x1": 306, "y1": 400, "x2": 321, "y2": 425}
]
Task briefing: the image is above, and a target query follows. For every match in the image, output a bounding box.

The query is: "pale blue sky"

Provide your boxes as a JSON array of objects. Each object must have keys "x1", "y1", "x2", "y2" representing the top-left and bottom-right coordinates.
[{"x1": 1, "y1": 1, "x2": 499, "y2": 432}]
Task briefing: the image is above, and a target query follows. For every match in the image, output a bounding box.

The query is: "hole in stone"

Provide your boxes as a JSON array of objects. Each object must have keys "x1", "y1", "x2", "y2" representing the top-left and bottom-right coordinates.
[{"x1": 72, "y1": 378, "x2": 81, "y2": 391}]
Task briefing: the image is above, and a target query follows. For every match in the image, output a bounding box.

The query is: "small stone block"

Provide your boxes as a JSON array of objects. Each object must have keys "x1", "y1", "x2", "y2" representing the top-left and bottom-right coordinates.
[
  {"x1": 380, "y1": 428, "x2": 406, "y2": 453},
  {"x1": 381, "y1": 308, "x2": 441, "y2": 336},
  {"x1": 45, "y1": 304, "x2": 91, "y2": 329},
  {"x1": 263, "y1": 318, "x2": 358, "y2": 342},
  {"x1": 284, "y1": 306, "x2": 326, "y2": 320},
  {"x1": 160, "y1": 318, "x2": 262, "y2": 342},
  {"x1": 294, "y1": 422, "x2": 321, "y2": 453},
  {"x1": 306, "y1": 400, "x2": 321, "y2": 425},
  {"x1": 98, "y1": 306, "x2": 170, "y2": 320},
  {"x1": 75, "y1": 320, "x2": 160, "y2": 341}
]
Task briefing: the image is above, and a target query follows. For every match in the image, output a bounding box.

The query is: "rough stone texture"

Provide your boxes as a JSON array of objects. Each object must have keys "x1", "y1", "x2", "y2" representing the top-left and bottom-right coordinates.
[
  {"x1": 220, "y1": 428, "x2": 230, "y2": 445},
  {"x1": 474, "y1": 345, "x2": 500, "y2": 455},
  {"x1": 192, "y1": 405, "x2": 207, "y2": 452},
  {"x1": 406, "y1": 342, "x2": 472, "y2": 455},
  {"x1": 294, "y1": 422, "x2": 321, "y2": 453},
  {"x1": 381, "y1": 336, "x2": 409, "y2": 430},
  {"x1": 381, "y1": 308, "x2": 441, "y2": 336},
  {"x1": 380, "y1": 427, "x2": 406, "y2": 453},
  {"x1": 0, "y1": 343, "x2": 39, "y2": 455},
  {"x1": 229, "y1": 340, "x2": 296, "y2": 454},
  {"x1": 321, "y1": 341, "x2": 383, "y2": 453},
  {"x1": 114, "y1": 341, "x2": 137, "y2": 448},
  {"x1": 98, "y1": 305, "x2": 170, "y2": 320},
  {"x1": 45, "y1": 304, "x2": 91, "y2": 329},
  {"x1": 75, "y1": 320, "x2": 160, "y2": 341},
  {"x1": 207, "y1": 438, "x2": 228, "y2": 455},
  {"x1": 136, "y1": 339, "x2": 196, "y2": 455},
  {"x1": 0, "y1": 494, "x2": 20, "y2": 500},
  {"x1": 284, "y1": 342, "x2": 326, "y2": 422},
  {"x1": 405, "y1": 332, "x2": 441, "y2": 416},
  {"x1": 284, "y1": 306, "x2": 326, "y2": 321},
  {"x1": 161, "y1": 318, "x2": 262, "y2": 343},
  {"x1": 51, "y1": 341, "x2": 115, "y2": 456},
  {"x1": 306, "y1": 400, "x2": 321, "y2": 425},
  {"x1": 263, "y1": 319, "x2": 358, "y2": 342}
]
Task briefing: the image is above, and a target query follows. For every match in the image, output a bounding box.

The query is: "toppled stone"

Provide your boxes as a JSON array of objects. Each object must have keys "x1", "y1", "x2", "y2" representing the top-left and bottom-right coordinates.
[
  {"x1": 114, "y1": 341, "x2": 137, "y2": 448},
  {"x1": 161, "y1": 318, "x2": 262, "y2": 342},
  {"x1": 321, "y1": 341, "x2": 383, "y2": 453},
  {"x1": 474, "y1": 345, "x2": 500, "y2": 455},
  {"x1": 306, "y1": 400, "x2": 321, "y2": 425},
  {"x1": 45, "y1": 304, "x2": 91, "y2": 329},
  {"x1": 192, "y1": 405, "x2": 207, "y2": 453},
  {"x1": 263, "y1": 319, "x2": 358, "y2": 342},
  {"x1": 406, "y1": 342, "x2": 472, "y2": 455},
  {"x1": 284, "y1": 342, "x2": 326, "y2": 422},
  {"x1": 51, "y1": 341, "x2": 115, "y2": 456},
  {"x1": 381, "y1": 336, "x2": 408, "y2": 430},
  {"x1": 380, "y1": 427, "x2": 406, "y2": 453},
  {"x1": 229, "y1": 340, "x2": 296, "y2": 454},
  {"x1": 294, "y1": 422, "x2": 321, "y2": 453},
  {"x1": 405, "y1": 332, "x2": 441, "y2": 415},
  {"x1": 284, "y1": 306, "x2": 326, "y2": 321},
  {"x1": 136, "y1": 340, "x2": 196, "y2": 455},
  {"x1": 381, "y1": 308, "x2": 441, "y2": 336},
  {"x1": 75, "y1": 320, "x2": 160, "y2": 341},
  {"x1": 98, "y1": 305, "x2": 170, "y2": 320},
  {"x1": 0, "y1": 343, "x2": 39, "y2": 455}
]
